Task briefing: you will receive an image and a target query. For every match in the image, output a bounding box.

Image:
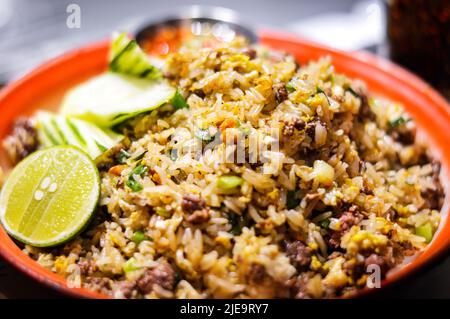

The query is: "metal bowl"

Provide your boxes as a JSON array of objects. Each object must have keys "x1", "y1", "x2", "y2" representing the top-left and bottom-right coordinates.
[{"x1": 128, "y1": 6, "x2": 258, "y2": 47}]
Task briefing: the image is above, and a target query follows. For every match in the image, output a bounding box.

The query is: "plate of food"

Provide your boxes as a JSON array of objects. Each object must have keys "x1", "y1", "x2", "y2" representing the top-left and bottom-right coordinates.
[{"x1": 0, "y1": 17, "x2": 448, "y2": 299}]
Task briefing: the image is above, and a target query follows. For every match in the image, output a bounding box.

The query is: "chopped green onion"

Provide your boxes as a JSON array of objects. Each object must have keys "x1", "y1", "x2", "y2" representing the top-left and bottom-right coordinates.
[
  {"x1": 174, "y1": 270, "x2": 182, "y2": 283},
  {"x1": 131, "y1": 164, "x2": 148, "y2": 176},
  {"x1": 126, "y1": 179, "x2": 143, "y2": 192},
  {"x1": 95, "y1": 141, "x2": 108, "y2": 153},
  {"x1": 286, "y1": 190, "x2": 300, "y2": 209},
  {"x1": 132, "y1": 231, "x2": 147, "y2": 244},
  {"x1": 132, "y1": 151, "x2": 147, "y2": 162},
  {"x1": 320, "y1": 219, "x2": 331, "y2": 229},
  {"x1": 118, "y1": 149, "x2": 131, "y2": 164},
  {"x1": 123, "y1": 257, "x2": 141, "y2": 274},
  {"x1": 346, "y1": 87, "x2": 360, "y2": 98},
  {"x1": 229, "y1": 213, "x2": 244, "y2": 235},
  {"x1": 172, "y1": 90, "x2": 189, "y2": 110},
  {"x1": 415, "y1": 223, "x2": 433, "y2": 243},
  {"x1": 316, "y1": 86, "x2": 330, "y2": 105},
  {"x1": 389, "y1": 117, "x2": 407, "y2": 128},
  {"x1": 126, "y1": 164, "x2": 147, "y2": 192},
  {"x1": 286, "y1": 81, "x2": 296, "y2": 92},
  {"x1": 155, "y1": 207, "x2": 170, "y2": 218},
  {"x1": 217, "y1": 176, "x2": 244, "y2": 189}
]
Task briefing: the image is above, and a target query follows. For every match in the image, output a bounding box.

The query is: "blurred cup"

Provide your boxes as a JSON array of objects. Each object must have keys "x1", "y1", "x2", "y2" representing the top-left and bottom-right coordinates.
[{"x1": 387, "y1": 0, "x2": 450, "y2": 99}]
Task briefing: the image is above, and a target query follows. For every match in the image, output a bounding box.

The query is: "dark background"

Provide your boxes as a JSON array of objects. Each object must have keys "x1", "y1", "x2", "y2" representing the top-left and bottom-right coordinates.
[{"x1": 0, "y1": 0, "x2": 449, "y2": 298}]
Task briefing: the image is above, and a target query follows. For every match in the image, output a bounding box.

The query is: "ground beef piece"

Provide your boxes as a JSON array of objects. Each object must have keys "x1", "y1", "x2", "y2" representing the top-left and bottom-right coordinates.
[
  {"x1": 136, "y1": 262, "x2": 176, "y2": 294},
  {"x1": 292, "y1": 274, "x2": 312, "y2": 299},
  {"x1": 293, "y1": 118, "x2": 306, "y2": 130},
  {"x1": 253, "y1": 191, "x2": 271, "y2": 208},
  {"x1": 322, "y1": 285, "x2": 338, "y2": 298},
  {"x1": 327, "y1": 232, "x2": 342, "y2": 250},
  {"x1": 78, "y1": 260, "x2": 96, "y2": 276},
  {"x1": 273, "y1": 280, "x2": 292, "y2": 298},
  {"x1": 391, "y1": 127, "x2": 415, "y2": 145},
  {"x1": 273, "y1": 83, "x2": 288, "y2": 103},
  {"x1": 304, "y1": 192, "x2": 321, "y2": 203},
  {"x1": 421, "y1": 160, "x2": 444, "y2": 210},
  {"x1": 282, "y1": 118, "x2": 306, "y2": 136},
  {"x1": 355, "y1": 88, "x2": 376, "y2": 121},
  {"x1": 432, "y1": 159, "x2": 441, "y2": 181},
  {"x1": 361, "y1": 181, "x2": 374, "y2": 195},
  {"x1": 248, "y1": 263, "x2": 266, "y2": 284},
  {"x1": 85, "y1": 277, "x2": 113, "y2": 294},
  {"x1": 340, "y1": 286, "x2": 359, "y2": 297},
  {"x1": 115, "y1": 281, "x2": 136, "y2": 299},
  {"x1": 339, "y1": 209, "x2": 364, "y2": 232},
  {"x1": 305, "y1": 121, "x2": 318, "y2": 140},
  {"x1": 242, "y1": 48, "x2": 257, "y2": 60},
  {"x1": 364, "y1": 253, "x2": 394, "y2": 279},
  {"x1": 163, "y1": 71, "x2": 175, "y2": 79},
  {"x1": 327, "y1": 207, "x2": 364, "y2": 250},
  {"x1": 181, "y1": 194, "x2": 206, "y2": 213},
  {"x1": 192, "y1": 89, "x2": 206, "y2": 98},
  {"x1": 186, "y1": 209, "x2": 210, "y2": 224},
  {"x1": 422, "y1": 187, "x2": 442, "y2": 210},
  {"x1": 285, "y1": 240, "x2": 313, "y2": 269},
  {"x1": 398, "y1": 241, "x2": 416, "y2": 257},
  {"x1": 3, "y1": 117, "x2": 38, "y2": 163},
  {"x1": 291, "y1": 273, "x2": 331, "y2": 298},
  {"x1": 383, "y1": 208, "x2": 397, "y2": 221},
  {"x1": 282, "y1": 124, "x2": 295, "y2": 137},
  {"x1": 343, "y1": 255, "x2": 366, "y2": 280},
  {"x1": 327, "y1": 251, "x2": 344, "y2": 260}
]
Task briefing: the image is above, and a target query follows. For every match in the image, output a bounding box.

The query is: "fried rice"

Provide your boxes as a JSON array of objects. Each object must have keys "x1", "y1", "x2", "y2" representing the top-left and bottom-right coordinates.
[{"x1": 20, "y1": 37, "x2": 445, "y2": 298}]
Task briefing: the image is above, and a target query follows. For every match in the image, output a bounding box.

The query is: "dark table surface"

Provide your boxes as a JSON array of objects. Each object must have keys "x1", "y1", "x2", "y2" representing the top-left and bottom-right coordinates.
[{"x1": 0, "y1": 0, "x2": 449, "y2": 299}]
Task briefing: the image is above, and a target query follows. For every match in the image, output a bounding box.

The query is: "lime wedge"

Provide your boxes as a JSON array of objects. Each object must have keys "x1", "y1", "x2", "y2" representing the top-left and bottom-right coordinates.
[{"x1": 0, "y1": 146, "x2": 100, "y2": 247}]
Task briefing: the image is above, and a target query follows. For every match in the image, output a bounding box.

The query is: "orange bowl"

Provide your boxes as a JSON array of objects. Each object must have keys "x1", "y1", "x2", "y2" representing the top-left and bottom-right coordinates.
[{"x1": 0, "y1": 30, "x2": 449, "y2": 298}]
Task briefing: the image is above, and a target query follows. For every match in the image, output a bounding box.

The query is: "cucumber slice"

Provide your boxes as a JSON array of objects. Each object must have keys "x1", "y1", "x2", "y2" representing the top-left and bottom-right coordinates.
[
  {"x1": 61, "y1": 72, "x2": 176, "y2": 127},
  {"x1": 109, "y1": 32, "x2": 130, "y2": 60},
  {"x1": 109, "y1": 32, "x2": 161, "y2": 80},
  {"x1": 35, "y1": 111, "x2": 123, "y2": 158},
  {"x1": 38, "y1": 116, "x2": 63, "y2": 146}
]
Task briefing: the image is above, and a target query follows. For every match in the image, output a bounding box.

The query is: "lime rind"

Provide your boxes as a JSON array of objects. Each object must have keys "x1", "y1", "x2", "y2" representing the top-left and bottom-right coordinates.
[{"x1": 0, "y1": 146, "x2": 100, "y2": 247}]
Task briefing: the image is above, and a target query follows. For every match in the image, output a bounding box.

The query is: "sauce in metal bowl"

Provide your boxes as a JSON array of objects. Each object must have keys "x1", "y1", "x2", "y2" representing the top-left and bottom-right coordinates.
[{"x1": 135, "y1": 17, "x2": 257, "y2": 57}]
